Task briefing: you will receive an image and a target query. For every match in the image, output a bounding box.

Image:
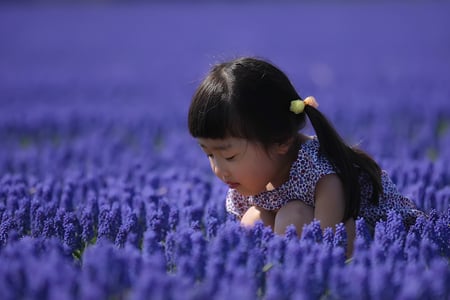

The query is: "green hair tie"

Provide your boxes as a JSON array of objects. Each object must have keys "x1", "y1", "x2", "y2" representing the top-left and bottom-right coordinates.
[{"x1": 289, "y1": 99, "x2": 305, "y2": 114}]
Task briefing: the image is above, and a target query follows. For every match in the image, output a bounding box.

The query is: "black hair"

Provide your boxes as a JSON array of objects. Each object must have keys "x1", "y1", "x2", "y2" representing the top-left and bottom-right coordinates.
[{"x1": 188, "y1": 57, "x2": 382, "y2": 221}]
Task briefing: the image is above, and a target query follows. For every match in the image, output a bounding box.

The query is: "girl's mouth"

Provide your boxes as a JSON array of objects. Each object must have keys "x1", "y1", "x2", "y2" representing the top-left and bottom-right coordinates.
[{"x1": 226, "y1": 182, "x2": 240, "y2": 189}]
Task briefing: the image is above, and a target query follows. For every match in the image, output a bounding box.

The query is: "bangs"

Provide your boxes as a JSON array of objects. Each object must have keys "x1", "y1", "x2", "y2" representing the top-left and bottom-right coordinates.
[
  {"x1": 188, "y1": 67, "x2": 247, "y2": 139},
  {"x1": 188, "y1": 94, "x2": 233, "y2": 139}
]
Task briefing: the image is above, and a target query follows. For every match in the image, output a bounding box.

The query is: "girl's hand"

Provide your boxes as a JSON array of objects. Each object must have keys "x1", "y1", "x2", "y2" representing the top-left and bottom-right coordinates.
[{"x1": 241, "y1": 206, "x2": 276, "y2": 229}]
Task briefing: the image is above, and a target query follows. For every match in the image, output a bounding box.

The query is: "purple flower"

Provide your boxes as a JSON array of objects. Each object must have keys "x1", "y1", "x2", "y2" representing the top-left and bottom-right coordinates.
[
  {"x1": 79, "y1": 242, "x2": 132, "y2": 299},
  {"x1": 301, "y1": 219, "x2": 322, "y2": 243},
  {"x1": 115, "y1": 210, "x2": 138, "y2": 248},
  {"x1": 31, "y1": 207, "x2": 45, "y2": 238},
  {"x1": 142, "y1": 229, "x2": 163, "y2": 257},
  {"x1": 80, "y1": 208, "x2": 94, "y2": 244},
  {"x1": 0, "y1": 215, "x2": 16, "y2": 247},
  {"x1": 386, "y1": 210, "x2": 406, "y2": 242},
  {"x1": 97, "y1": 204, "x2": 121, "y2": 242},
  {"x1": 42, "y1": 218, "x2": 56, "y2": 238},
  {"x1": 356, "y1": 217, "x2": 372, "y2": 245},
  {"x1": 333, "y1": 222, "x2": 347, "y2": 250},
  {"x1": 63, "y1": 212, "x2": 81, "y2": 252}
]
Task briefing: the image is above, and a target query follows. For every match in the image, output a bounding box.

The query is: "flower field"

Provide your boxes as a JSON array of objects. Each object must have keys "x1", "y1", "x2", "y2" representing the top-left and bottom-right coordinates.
[{"x1": 0, "y1": 2, "x2": 449, "y2": 299}]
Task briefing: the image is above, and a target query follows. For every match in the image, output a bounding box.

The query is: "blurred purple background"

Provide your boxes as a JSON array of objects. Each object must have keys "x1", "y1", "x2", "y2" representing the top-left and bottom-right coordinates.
[
  {"x1": 0, "y1": 3, "x2": 450, "y2": 299},
  {"x1": 1, "y1": 1, "x2": 450, "y2": 186},
  {"x1": 1, "y1": 2, "x2": 449, "y2": 122},
  {"x1": 1, "y1": 1, "x2": 450, "y2": 189}
]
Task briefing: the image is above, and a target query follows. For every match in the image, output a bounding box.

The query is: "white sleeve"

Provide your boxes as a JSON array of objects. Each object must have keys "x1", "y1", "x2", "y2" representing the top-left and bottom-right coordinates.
[{"x1": 225, "y1": 189, "x2": 251, "y2": 218}]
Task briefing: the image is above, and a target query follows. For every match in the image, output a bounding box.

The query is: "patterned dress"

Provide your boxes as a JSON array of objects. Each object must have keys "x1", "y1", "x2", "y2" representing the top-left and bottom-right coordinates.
[{"x1": 226, "y1": 137, "x2": 424, "y2": 228}]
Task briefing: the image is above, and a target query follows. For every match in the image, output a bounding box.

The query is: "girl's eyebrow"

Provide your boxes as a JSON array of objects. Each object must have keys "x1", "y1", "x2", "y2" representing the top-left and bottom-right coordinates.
[{"x1": 199, "y1": 143, "x2": 232, "y2": 151}]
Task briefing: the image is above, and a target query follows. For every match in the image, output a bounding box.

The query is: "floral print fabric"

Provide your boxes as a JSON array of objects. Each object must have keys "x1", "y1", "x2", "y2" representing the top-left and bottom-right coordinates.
[{"x1": 226, "y1": 137, "x2": 423, "y2": 227}]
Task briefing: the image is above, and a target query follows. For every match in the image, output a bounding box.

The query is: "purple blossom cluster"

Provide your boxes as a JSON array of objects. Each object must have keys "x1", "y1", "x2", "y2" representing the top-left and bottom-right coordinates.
[{"x1": 1, "y1": 2, "x2": 450, "y2": 300}]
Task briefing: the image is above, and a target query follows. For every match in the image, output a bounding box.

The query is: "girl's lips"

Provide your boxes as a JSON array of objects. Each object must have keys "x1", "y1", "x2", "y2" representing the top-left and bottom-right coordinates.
[{"x1": 226, "y1": 182, "x2": 240, "y2": 189}]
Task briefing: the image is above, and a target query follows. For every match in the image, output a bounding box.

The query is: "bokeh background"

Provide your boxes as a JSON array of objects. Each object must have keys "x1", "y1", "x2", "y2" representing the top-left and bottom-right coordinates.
[
  {"x1": 2, "y1": 0, "x2": 449, "y2": 201},
  {"x1": 2, "y1": 1, "x2": 450, "y2": 154},
  {"x1": 0, "y1": 1, "x2": 449, "y2": 299}
]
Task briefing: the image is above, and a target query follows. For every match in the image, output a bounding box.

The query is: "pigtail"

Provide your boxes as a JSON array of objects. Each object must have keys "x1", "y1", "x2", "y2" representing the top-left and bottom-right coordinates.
[{"x1": 304, "y1": 105, "x2": 383, "y2": 221}]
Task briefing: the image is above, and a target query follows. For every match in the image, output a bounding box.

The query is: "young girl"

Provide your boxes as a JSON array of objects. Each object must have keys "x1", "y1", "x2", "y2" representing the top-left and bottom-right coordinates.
[{"x1": 188, "y1": 57, "x2": 424, "y2": 254}]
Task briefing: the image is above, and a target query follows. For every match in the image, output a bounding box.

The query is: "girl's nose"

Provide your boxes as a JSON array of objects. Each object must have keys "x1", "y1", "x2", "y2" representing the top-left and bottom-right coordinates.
[{"x1": 212, "y1": 160, "x2": 230, "y2": 180}]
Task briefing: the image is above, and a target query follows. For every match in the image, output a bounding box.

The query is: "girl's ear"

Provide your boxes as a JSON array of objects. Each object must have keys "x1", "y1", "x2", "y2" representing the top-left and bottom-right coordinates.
[{"x1": 275, "y1": 137, "x2": 295, "y2": 155}]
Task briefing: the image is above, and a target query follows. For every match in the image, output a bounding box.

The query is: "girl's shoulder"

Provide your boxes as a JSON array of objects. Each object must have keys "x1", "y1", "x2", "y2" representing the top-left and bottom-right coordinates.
[{"x1": 292, "y1": 136, "x2": 335, "y2": 176}]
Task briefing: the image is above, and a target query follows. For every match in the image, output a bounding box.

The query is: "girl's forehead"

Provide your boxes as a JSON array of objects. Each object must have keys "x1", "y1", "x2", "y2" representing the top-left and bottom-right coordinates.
[{"x1": 197, "y1": 137, "x2": 247, "y2": 150}]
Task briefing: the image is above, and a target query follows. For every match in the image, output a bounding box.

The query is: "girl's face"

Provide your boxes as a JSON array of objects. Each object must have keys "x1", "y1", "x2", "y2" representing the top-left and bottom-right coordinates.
[{"x1": 197, "y1": 137, "x2": 292, "y2": 196}]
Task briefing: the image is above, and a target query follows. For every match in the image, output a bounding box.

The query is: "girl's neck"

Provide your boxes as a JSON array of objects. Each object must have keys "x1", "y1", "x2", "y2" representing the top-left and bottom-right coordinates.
[
  {"x1": 289, "y1": 133, "x2": 312, "y2": 159},
  {"x1": 266, "y1": 134, "x2": 311, "y2": 191}
]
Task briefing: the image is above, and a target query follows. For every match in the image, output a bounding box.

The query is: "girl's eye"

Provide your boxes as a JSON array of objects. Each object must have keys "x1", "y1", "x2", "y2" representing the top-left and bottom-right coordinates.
[{"x1": 225, "y1": 155, "x2": 236, "y2": 161}]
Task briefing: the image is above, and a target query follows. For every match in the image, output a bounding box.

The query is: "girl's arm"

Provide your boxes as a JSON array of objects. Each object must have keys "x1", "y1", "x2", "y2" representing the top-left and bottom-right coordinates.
[
  {"x1": 314, "y1": 174, "x2": 356, "y2": 256},
  {"x1": 314, "y1": 174, "x2": 346, "y2": 228}
]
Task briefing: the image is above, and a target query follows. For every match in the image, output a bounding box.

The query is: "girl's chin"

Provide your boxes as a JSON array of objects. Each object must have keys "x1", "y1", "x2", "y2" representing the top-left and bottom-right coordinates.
[{"x1": 233, "y1": 188, "x2": 263, "y2": 197}]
